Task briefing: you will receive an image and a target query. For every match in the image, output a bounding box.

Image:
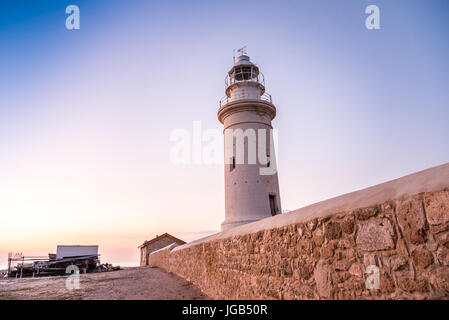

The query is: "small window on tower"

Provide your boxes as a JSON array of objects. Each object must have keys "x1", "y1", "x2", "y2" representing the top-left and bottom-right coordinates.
[
  {"x1": 269, "y1": 194, "x2": 277, "y2": 216},
  {"x1": 230, "y1": 157, "x2": 235, "y2": 171},
  {"x1": 267, "y1": 155, "x2": 270, "y2": 168}
]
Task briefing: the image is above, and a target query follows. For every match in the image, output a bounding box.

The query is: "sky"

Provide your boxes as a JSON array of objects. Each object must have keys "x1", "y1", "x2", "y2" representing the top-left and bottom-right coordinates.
[{"x1": 1, "y1": 0, "x2": 448, "y2": 269}]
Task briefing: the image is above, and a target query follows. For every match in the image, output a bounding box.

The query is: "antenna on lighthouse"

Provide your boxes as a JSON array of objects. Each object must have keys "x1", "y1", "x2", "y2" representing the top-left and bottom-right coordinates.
[{"x1": 234, "y1": 46, "x2": 247, "y2": 63}]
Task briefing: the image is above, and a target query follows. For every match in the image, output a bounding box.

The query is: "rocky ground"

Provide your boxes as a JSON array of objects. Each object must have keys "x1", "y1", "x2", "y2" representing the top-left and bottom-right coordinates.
[{"x1": 0, "y1": 267, "x2": 208, "y2": 300}]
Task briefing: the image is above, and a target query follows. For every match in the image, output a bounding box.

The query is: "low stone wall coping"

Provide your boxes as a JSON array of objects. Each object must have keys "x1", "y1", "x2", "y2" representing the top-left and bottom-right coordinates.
[{"x1": 152, "y1": 242, "x2": 179, "y2": 254}]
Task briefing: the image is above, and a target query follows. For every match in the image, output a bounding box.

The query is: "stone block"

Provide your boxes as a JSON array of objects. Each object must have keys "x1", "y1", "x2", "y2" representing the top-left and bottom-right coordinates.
[
  {"x1": 341, "y1": 217, "x2": 355, "y2": 234},
  {"x1": 320, "y1": 245, "x2": 334, "y2": 259},
  {"x1": 314, "y1": 262, "x2": 333, "y2": 299},
  {"x1": 396, "y1": 198, "x2": 427, "y2": 244},
  {"x1": 348, "y1": 263, "x2": 363, "y2": 277},
  {"x1": 397, "y1": 276, "x2": 428, "y2": 293},
  {"x1": 363, "y1": 253, "x2": 379, "y2": 267},
  {"x1": 333, "y1": 271, "x2": 350, "y2": 283},
  {"x1": 354, "y1": 206, "x2": 378, "y2": 220},
  {"x1": 436, "y1": 247, "x2": 449, "y2": 266},
  {"x1": 324, "y1": 221, "x2": 342, "y2": 240},
  {"x1": 429, "y1": 267, "x2": 449, "y2": 294},
  {"x1": 333, "y1": 259, "x2": 351, "y2": 271},
  {"x1": 356, "y1": 219, "x2": 396, "y2": 251},
  {"x1": 411, "y1": 247, "x2": 434, "y2": 269},
  {"x1": 313, "y1": 228, "x2": 325, "y2": 246},
  {"x1": 307, "y1": 218, "x2": 318, "y2": 232},
  {"x1": 389, "y1": 255, "x2": 408, "y2": 271},
  {"x1": 380, "y1": 273, "x2": 395, "y2": 295},
  {"x1": 424, "y1": 191, "x2": 449, "y2": 226}
]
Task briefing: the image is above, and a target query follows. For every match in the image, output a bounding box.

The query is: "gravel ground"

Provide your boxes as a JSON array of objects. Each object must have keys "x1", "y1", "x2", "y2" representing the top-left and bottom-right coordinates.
[{"x1": 0, "y1": 267, "x2": 208, "y2": 300}]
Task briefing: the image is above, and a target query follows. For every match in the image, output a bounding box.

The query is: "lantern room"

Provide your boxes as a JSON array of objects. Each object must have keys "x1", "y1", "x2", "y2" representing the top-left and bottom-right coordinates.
[{"x1": 222, "y1": 55, "x2": 270, "y2": 105}]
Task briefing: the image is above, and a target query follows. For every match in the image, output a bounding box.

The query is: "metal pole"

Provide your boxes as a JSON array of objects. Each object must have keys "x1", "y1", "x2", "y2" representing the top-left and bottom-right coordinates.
[
  {"x1": 20, "y1": 256, "x2": 24, "y2": 278},
  {"x1": 7, "y1": 257, "x2": 11, "y2": 277}
]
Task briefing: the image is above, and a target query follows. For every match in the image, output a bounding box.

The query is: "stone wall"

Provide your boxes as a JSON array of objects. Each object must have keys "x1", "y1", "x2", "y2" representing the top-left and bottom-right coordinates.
[
  {"x1": 147, "y1": 243, "x2": 177, "y2": 268},
  {"x1": 140, "y1": 236, "x2": 182, "y2": 266},
  {"x1": 149, "y1": 165, "x2": 449, "y2": 299}
]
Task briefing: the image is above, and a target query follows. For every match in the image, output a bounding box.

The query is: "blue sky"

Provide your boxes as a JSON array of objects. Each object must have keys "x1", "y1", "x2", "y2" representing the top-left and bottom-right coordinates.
[{"x1": 0, "y1": 0, "x2": 448, "y2": 267}]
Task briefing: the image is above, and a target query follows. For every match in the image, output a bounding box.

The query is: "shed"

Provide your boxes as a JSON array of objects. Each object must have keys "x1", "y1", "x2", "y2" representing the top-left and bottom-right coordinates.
[{"x1": 138, "y1": 233, "x2": 186, "y2": 266}]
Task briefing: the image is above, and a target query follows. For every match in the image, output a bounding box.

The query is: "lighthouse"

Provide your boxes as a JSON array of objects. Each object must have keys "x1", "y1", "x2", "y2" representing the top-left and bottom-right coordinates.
[{"x1": 218, "y1": 52, "x2": 281, "y2": 231}]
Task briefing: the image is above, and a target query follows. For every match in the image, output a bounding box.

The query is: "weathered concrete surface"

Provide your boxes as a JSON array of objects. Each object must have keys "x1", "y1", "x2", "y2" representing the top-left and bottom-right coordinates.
[
  {"x1": 0, "y1": 267, "x2": 208, "y2": 300},
  {"x1": 149, "y1": 163, "x2": 449, "y2": 299}
]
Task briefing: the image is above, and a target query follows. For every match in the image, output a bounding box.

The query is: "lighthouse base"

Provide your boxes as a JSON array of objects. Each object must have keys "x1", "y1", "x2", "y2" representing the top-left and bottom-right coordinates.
[{"x1": 221, "y1": 217, "x2": 269, "y2": 232}]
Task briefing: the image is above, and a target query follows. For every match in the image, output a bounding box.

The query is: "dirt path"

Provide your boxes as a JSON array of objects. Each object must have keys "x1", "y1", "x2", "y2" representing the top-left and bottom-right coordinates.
[{"x1": 0, "y1": 267, "x2": 208, "y2": 300}]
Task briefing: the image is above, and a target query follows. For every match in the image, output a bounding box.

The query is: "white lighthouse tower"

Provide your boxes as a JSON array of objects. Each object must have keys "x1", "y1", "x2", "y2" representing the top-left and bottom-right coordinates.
[{"x1": 218, "y1": 52, "x2": 281, "y2": 231}]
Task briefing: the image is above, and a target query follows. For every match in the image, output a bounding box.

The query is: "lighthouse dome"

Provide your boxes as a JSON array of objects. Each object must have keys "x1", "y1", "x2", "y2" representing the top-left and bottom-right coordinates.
[{"x1": 234, "y1": 55, "x2": 253, "y2": 65}]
